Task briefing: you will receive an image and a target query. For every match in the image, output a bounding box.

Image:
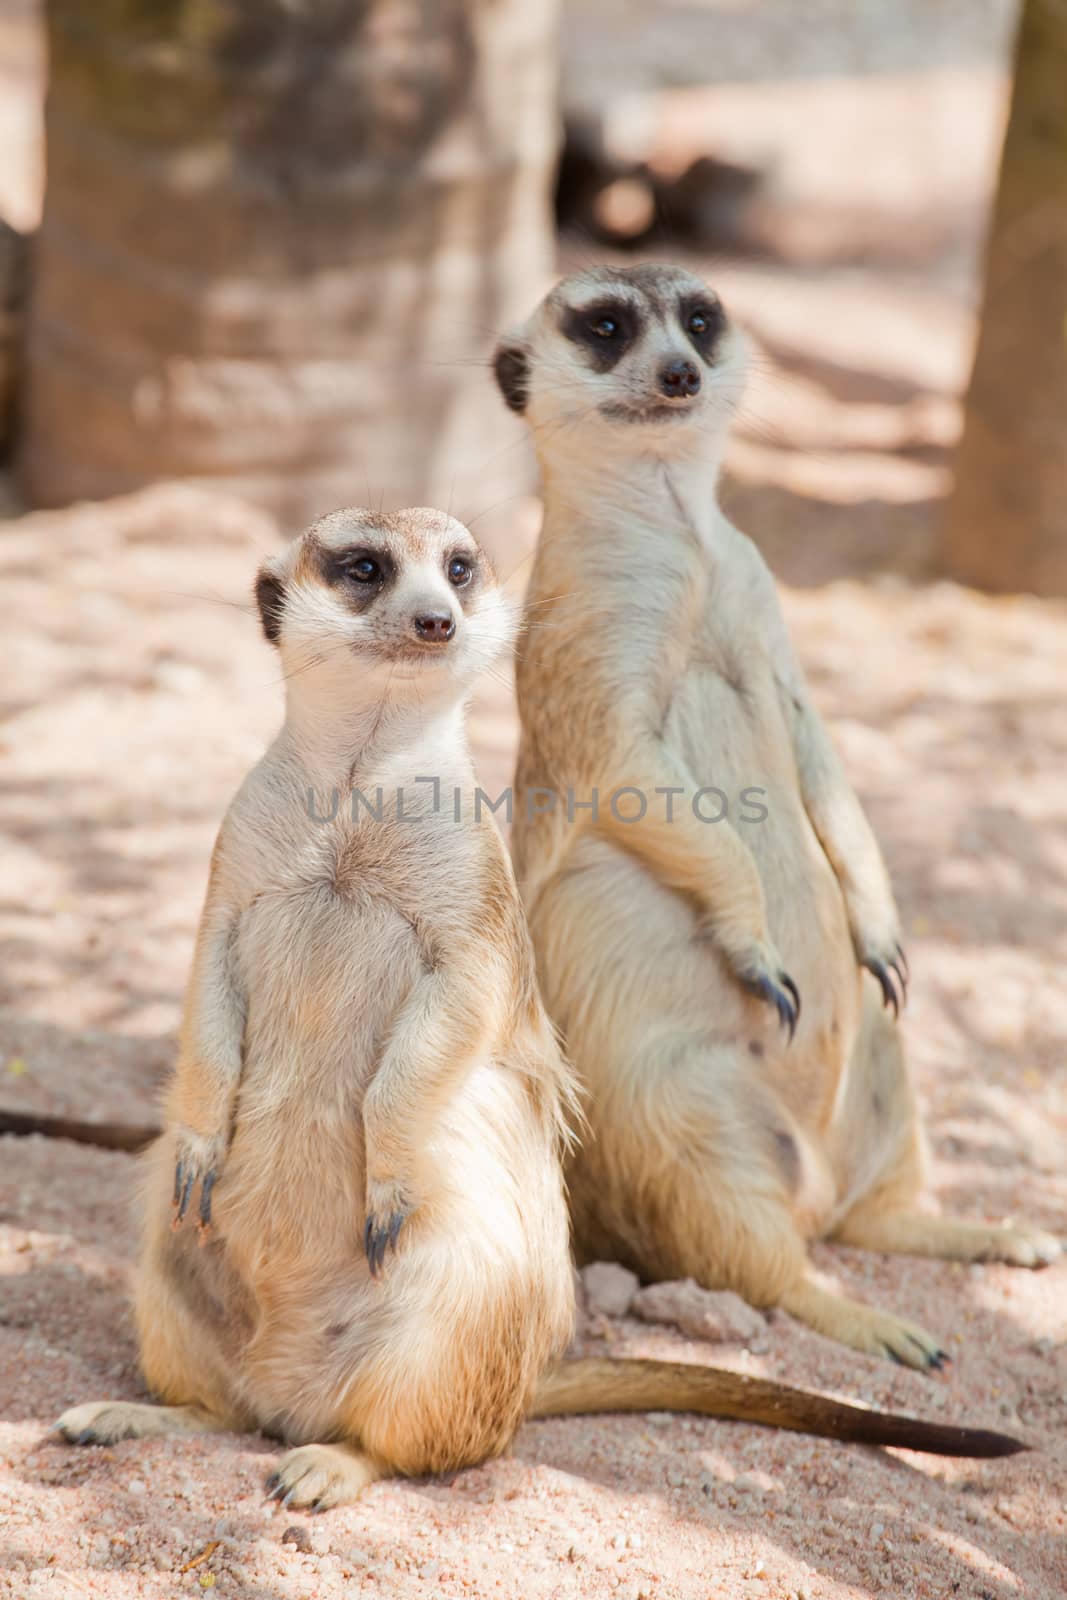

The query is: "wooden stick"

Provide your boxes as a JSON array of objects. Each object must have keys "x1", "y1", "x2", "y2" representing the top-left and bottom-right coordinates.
[{"x1": 0, "y1": 1108, "x2": 160, "y2": 1152}]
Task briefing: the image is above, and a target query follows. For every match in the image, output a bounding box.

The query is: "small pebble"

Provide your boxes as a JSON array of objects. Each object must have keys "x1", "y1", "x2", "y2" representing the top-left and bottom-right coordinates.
[{"x1": 581, "y1": 1261, "x2": 639, "y2": 1317}]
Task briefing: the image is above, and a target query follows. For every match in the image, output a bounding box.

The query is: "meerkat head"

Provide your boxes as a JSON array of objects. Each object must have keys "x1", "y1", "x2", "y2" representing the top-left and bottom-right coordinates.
[
  {"x1": 493, "y1": 263, "x2": 747, "y2": 462},
  {"x1": 254, "y1": 507, "x2": 514, "y2": 704}
]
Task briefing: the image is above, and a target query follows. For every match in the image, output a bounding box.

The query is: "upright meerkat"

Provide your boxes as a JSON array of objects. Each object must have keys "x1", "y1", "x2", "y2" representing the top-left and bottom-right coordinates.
[
  {"x1": 494, "y1": 265, "x2": 1060, "y2": 1368},
  {"x1": 55, "y1": 506, "x2": 1020, "y2": 1501}
]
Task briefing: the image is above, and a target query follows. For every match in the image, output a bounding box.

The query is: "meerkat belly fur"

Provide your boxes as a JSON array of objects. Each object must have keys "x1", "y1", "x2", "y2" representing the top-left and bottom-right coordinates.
[
  {"x1": 494, "y1": 265, "x2": 1060, "y2": 1369},
  {"x1": 56, "y1": 506, "x2": 1026, "y2": 1500}
]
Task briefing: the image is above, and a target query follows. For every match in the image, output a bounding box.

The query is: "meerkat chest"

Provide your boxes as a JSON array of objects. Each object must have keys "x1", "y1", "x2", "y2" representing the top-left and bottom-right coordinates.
[
  {"x1": 666, "y1": 577, "x2": 786, "y2": 770},
  {"x1": 234, "y1": 871, "x2": 424, "y2": 1087},
  {"x1": 231, "y1": 814, "x2": 463, "y2": 1090}
]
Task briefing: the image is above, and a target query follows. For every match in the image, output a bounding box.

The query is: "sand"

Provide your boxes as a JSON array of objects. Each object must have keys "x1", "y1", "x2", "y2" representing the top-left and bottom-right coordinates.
[
  {"x1": 2, "y1": 422, "x2": 1065, "y2": 1599},
  {"x1": 1, "y1": 4, "x2": 1065, "y2": 1594}
]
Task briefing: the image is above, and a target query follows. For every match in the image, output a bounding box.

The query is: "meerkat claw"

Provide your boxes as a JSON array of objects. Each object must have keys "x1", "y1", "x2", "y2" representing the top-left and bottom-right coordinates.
[
  {"x1": 198, "y1": 1169, "x2": 217, "y2": 1232},
  {"x1": 740, "y1": 969, "x2": 801, "y2": 1041},
  {"x1": 865, "y1": 957, "x2": 901, "y2": 1017},
  {"x1": 890, "y1": 946, "x2": 909, "y2": 1001},
  {"x1": 364, "y1": 1210, "x2": 408, "y2": 1277},
  {"x1": 173, "y1": 1165, "x2": 195, "y2": 1226},
  {"x1": 780, "y1": 973, "x2": 801, "y2": 1025},
  {"x1": 265, "y1": 1473, "x2": 298, "y2": 1508}
]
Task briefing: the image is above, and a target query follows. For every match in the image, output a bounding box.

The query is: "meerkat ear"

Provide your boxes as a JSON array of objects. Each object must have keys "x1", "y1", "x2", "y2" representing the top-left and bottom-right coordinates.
[
  {"x1": 254, "y1": 566, "x2": 286, "y2": 645},
  {"x1": 492, "y1": 343, "x2": 530, "y2": 414}
]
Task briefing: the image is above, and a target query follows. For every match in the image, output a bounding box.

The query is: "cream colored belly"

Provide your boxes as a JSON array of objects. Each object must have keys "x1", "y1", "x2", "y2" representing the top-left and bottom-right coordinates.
[
  {"x1": 526, "y1": 684, "x2": 862, "y2": 1147},
  {"x1": 209, "y1": 883, "x2": 423, "y2": 1277},
  {"x1": 219, "y1": 1065, "x2": 572, "y2": 1441},
  {"x1": 664, "y1": 667, "x2": 857, "y2": 1037},
  {"x1": 235, "y1": 883, "x2": 423, "y2": 1102},
  {"x1": 192, "y1": 883, "x2": 573, "y2": 1433}
]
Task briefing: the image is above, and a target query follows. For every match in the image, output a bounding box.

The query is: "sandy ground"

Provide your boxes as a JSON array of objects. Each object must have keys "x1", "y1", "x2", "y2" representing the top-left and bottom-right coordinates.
[
  {"x1": 3, "y1": 305, "x2": 1067, "y2": 1598},
  {"x1": 2, "y1": 3, "x2": 1067, "y2": 1598}
]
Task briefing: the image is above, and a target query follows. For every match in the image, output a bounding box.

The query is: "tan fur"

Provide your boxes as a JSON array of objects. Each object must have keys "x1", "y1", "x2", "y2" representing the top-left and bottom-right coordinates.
[
  {"x1": 58, "y1": 508, "x2": 575, "y2": 1503},
  {"x1": 496, "y1": 264, "x2": 1060, "y2": 1368},
  {"x1": 55, "y1": 503, "x2": 1027, "y2": 1504}
]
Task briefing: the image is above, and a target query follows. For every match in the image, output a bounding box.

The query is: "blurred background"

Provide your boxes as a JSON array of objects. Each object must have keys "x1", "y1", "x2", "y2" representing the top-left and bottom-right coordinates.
[
  {"x1": 2, "y1": 7, "x2": 1066, "y2": 1595},
  {"x1": 2, "y1": 1, "x2": 1064, "y2": 586}
]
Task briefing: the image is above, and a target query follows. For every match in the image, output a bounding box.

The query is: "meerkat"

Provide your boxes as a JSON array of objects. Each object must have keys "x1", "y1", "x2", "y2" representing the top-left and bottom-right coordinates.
[
  {"x1": 493, "y1": 264, "x2": 1061, "y2": 1370},
  {"x1": 54, "y1": 507, "x2": 1023, "y2": 1504}
]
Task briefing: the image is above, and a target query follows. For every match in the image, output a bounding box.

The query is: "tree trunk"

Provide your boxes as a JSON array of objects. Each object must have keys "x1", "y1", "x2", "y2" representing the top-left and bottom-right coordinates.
[
  {"x1": 17, "y1": 0, "x2": 559, "y2": 532},
  {"x1": 940, "y1": 0, "x2": 1067, "y2": 594}
]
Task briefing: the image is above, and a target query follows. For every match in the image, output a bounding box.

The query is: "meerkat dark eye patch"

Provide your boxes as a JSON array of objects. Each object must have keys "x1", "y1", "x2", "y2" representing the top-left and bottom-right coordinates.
[
  {"x1": 254, "y1": 568, "x2": 286, "y2": 646},
  {"x1": 320, "y1": 545, "x2": 395, "y2": 605},
  {"x1": 561, "y1": 300, "x2": 639, "y2": 372},
  {"x1": 493, "y1": 344, "x2": 530, "y2": 414},
  {"x1": 679, "y1": 296, "x2": 726, "y2": 363}
]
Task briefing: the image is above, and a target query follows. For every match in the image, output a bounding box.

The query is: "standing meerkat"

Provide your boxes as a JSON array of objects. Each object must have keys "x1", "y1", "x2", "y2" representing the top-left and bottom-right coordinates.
[
  {"x1": 55, "y1": 507, "x2": 1024, "y2": 1503},
  {"x1": 493, "y1": 265, "x2": 1060, "y2": 1368}
]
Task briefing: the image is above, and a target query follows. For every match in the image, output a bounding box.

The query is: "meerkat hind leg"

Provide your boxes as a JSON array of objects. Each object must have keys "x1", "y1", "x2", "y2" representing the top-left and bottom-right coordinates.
[
  {"x1": 267, "y1": 1442, "x2": 389, "y2": 1510},
  {"x1": 778, "y1": 1276, "x2": 947, "y2": 1371},
  {"x1": 834, "y1": 1207, "x2": 1061, "y2": 1268},
  {"x1": 56, "y1": 1399, "x2": 231, "y2": 1447}
]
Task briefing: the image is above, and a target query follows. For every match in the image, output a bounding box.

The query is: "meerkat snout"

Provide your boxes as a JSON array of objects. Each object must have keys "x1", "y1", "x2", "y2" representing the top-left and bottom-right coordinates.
[
  {"x1": 659, "y1": 356, "x2": 701, "y2": 400},
  {"x1": 412, "y1": 608, "x2": 456, "y2": 644},
  {"x1": 253, "y1": 506, "x2": 513, "y2": 695}
]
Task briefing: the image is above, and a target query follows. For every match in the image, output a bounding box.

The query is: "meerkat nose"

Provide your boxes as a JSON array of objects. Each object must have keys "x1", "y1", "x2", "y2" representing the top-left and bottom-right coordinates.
[
  {"x1": 413, "y1": 610, "x2": 456, "y2": 644},
  {"x1": 660, "y1": 358, "x2": 701, "y2": 399}
]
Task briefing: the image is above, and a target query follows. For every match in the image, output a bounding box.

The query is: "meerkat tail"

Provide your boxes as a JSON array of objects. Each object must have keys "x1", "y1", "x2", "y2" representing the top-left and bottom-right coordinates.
[
  {"x1": 0, "y1": 1109, "x2": 160, "y2": 1152},
  {"x1": 530, "y1": 1358, "x2": 1025, "y2": 1459}
]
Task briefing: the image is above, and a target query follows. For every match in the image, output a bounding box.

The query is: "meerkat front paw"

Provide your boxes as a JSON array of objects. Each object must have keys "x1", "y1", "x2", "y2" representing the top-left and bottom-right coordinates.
[
  {"x1": 728, "y1": 941, "x2": 800, "y2": 1041},
  {"x1": 845, "y1": 891, "x2": 907, "y2": 1015},
  {"x1": 363, "y1": 1176, "x2": 412, "y2": 1278},
  {"x1": 698, "y1": 923, "x2": 801, "y2": 1040},
  {"x1": 856, "y1": 934, "x2": 908, "y2": 1016},
  {"x1": 172, "y1": 1127, "x2": 225, "y2": 1236}
]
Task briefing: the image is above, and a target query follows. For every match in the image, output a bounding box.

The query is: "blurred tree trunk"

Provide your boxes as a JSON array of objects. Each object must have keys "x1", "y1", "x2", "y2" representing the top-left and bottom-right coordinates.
[
  {"x1": 17, "y1": 0, "x2": 559, "y2": 531},
  {"x1": 940, "y1": 0, "x2": 1067, "y2": 594}
]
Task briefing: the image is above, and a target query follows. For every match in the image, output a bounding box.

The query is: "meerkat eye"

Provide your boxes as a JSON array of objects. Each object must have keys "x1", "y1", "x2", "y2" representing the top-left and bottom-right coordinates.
[
  {"x1": 591, "y1": 315, "x2": 618, "y2": 339},
  {"x1": 447, "y1": 556, "x2": 473, "y2": 587},
  {"x1": 347, "y1": 556, "x2": 381, "y2": 584},
  {"x1": 688, "y1": 310, "x2": 709, "y2": 335}
]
